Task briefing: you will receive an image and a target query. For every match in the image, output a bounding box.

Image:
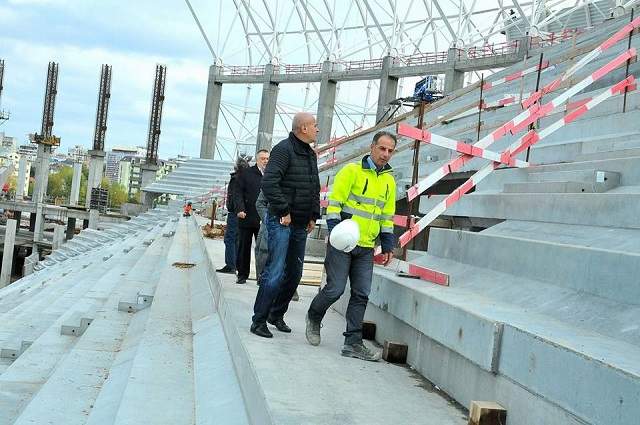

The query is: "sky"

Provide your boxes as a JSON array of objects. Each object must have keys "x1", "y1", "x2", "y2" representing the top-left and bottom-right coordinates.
[{"x1": 0, "y1": 0, "x2": 219, "y2": 160}]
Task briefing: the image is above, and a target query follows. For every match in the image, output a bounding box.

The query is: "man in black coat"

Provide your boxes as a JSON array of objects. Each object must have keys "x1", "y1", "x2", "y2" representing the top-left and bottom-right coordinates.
[
  {"x1": 217, "y1": 156, "x2": 250, "y2": 274},
  {"x1": 250, "y1": 112, "x2": 320, "y2": 338},
  {"x1": 234, "y1": 149, "x2": 270, "y2": 284}
]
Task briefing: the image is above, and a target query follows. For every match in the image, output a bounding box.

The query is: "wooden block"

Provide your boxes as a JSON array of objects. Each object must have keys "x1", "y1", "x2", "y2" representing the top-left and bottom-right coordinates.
[
  {"x1": 468, "y1": 401, "x2": 507, "y2": 425},
  {"x1": 362, "y1": 321, "x2": 376, "y2": 340},
  {"x1": 382, "y1": 341, "x2": 408, "y2": 364}
]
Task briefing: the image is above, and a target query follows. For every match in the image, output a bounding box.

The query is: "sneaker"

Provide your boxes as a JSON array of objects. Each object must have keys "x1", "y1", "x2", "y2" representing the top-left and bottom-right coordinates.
[
  {"x1": 305, "y1": 313, "x2": 321, "y2": 346},
  {"x1": 292, "y1": 289, "x2": 299, "y2": 301},
  {"x1": 341, "y1": 343, "x2": 381, "y2": 362},
  {"x1": 236, "y1": 277, "x2": 247, "y2": 285}
]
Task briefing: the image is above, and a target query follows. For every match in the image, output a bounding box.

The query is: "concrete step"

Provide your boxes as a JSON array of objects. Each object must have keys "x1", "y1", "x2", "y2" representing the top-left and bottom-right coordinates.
[
  {"x1": 576, "y1": 147, "x2": 640, "y2": 162},
  {"x1": 427, "y1": 227, "x2": 640, "y2": 306},
  {"x1": 113, "y1": 219, "x2": 196, "y2": 425},
  {"x1": 0, "y1": 240, "x2": 157, "y2": 424},
  {"x1": 13, "y1": 229, "x2": 174, "y2": 425},
  {"x1": 419, "y1": 191, "x2": 640, "y2": 229},
  {"x1": 503, "y1": 169, "x2": 620, "y2": 192},
  {"x1": 359, "y1": 258, "x2": 640, "y2": 425},
  {"x1": 198, "y1": 220, "x2": 467, "y2": 425},
  {"x1": 189, "y1": 218, "x2": 249, "y2": 425}
]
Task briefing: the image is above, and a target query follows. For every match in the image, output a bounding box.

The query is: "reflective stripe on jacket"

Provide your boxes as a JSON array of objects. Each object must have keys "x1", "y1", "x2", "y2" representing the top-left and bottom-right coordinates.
[{"x1": 326, "y1": 156, "x2": 396, "y2": 248}]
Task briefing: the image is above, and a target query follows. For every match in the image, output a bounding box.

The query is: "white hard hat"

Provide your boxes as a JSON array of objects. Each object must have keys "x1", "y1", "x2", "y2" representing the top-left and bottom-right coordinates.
[{"x1": 329, "y1": 219, "x2": 360, "y2": 253}]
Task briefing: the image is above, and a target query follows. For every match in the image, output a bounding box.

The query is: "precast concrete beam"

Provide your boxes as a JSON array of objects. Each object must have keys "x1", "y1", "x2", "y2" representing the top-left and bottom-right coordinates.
[
  {"x1": 0, "y1": 219, "x2": 16, "y2": 288},
  {"x1": 69, "y1": 162, "x2": 82, "y2": 206},
  {"x1": 256, "y1": 64, "x2": 279, "y2": 153},
  {"x1": 16, "y1": 156, "x2": 28, "y2": 201},
  {"x1": 33, "y1": 203, "x2": 44, "y2": 243},
  {"x1": 31, "y1": 144, "x2": 52, "y2": 204},
  {"x1": 85, "y1": 150, "x2": 105, "y2": 208},
  {"x1": 52, "y1": 224, "x2": 65, "y2": 249},
  {"x1": 200, "y1": 65, "x2": 224, "y2": 160},
  {"x1": 141, "y1": 164, "x2": 160, "y2": 208},
  {"x1": 316, "y1": 60, "x2": 337, "y2": 146},
  {"x1": 376, "y1": 56, "x2": 399, "y2": 124},
  {"x1": 88, "y1": 209, "x2": 99, "y2": 230},
  {"x1": 444, "y1": 48, "x2": 465, "y2": 94}
]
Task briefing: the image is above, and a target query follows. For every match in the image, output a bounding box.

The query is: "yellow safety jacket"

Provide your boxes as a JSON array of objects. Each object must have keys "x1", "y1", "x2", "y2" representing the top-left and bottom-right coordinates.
[{"x1": 326, "y1": 156, "x2": 396, "y2": 249}]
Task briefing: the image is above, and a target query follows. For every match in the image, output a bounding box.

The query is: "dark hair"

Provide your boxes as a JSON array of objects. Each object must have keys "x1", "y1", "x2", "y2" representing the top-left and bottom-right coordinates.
[
  {"x1": 372, "y1": 130, "x2": 397, "y2": 146},
  {"x1": 256, "y1": 149, "x2": 269, "y2": 155},
  {"x1": 234, "y1": 154, "x2": 251, "y2": 172}
]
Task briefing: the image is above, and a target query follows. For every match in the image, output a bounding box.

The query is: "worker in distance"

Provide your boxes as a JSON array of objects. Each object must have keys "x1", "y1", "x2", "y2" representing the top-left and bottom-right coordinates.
[{"x1": 306, "y1": 130, "x2": 397, "y2": 361}]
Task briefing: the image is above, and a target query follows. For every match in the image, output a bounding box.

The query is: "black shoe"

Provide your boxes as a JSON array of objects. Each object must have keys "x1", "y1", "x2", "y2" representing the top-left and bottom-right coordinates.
[
  {"x1": 250, "y1": 322, "x2": 273, "y2": 338},
  {"x1": 216, "y1": 265, "x2": 236, "y2": 274},
  {"x1": 236, "y1": 277, "x2": 247, "y2": 284},
  {"x1": 267, "y1": 317, "x2": 292, "y2": 333}
]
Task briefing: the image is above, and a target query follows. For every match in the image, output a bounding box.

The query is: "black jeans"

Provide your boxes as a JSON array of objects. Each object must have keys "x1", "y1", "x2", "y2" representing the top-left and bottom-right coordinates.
[
  {"x1": 236, "y1": 226, "x2": 259, "y2": 280},
  {"x1": 308, "y1": 244, "x2": 374, "y2": 345},
  {"x1": 252, "y1": 213, "x2": 308, "y2": 324}
]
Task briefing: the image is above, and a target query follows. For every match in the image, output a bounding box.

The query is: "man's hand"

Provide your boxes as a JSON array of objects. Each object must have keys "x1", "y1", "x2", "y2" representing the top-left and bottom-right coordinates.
[
  {"x1": 237, "y1": 211, "x2": 247, "y2": 219},
  {"x1": 381, "y1": 252, "x2": 394, "y2": 266},
  {"x1": 306, "y1": 220, "x2": 316, "y2": 233},
  {"x1": 280, "y1": 213, "x2": 291, "y2": 226}
]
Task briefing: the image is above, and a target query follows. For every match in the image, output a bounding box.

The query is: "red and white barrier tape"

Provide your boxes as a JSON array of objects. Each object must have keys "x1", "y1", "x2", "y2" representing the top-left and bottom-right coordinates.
[
  {"x1": 405, "y1": 46, "x2": 637, "y2": 202},
  {"x1": 373, "y1": 253, "x2": 449, "y2": 286},
  {"x1": 482, "y1": 60, "x2": 551, "y2": 91},
  {"x1": 399, "y1": 75, "x2": 636, "y2": 247},
  {"x1": 398, "y1": 123, "x2": 530, "y2": 168}
]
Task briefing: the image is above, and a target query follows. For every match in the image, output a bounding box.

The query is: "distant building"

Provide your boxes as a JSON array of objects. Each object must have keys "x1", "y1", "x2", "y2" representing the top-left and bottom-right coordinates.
[
  {"x1": 105, "y1": 146, "x2": 146, "y2": 183},
  {"x1": 17, "y1": 144, "x2": 38, "y2": 163},
  {"x1": 67, "y1": 145, "x2": 88, "y2": 163},
  {"x1": 118, "y1": 156, "x2": 178, "y2": 198},
  {"x1": 0, "y1": 132, "x2": 17, "y2": 154}
]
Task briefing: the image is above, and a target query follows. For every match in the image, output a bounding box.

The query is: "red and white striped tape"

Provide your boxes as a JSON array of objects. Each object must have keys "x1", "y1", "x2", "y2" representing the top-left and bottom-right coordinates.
[
  {"x1": 398, "y1": 123, "x2": 530, "y2": 168},
  {"x1": 373, "y1": 253, "x2": 449, "y2": 286},
  {"x1": 482, "y1": 60, "x2": 551, "y2": 91},
  {"x1": 405, "y1": 46, "x2": 637, "y2": 202},
  {"x1": 399, "y1": 75, "x2": 636, "y2": 247}
]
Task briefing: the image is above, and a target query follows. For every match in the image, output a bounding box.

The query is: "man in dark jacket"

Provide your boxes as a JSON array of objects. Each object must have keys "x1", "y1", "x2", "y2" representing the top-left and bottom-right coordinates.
[
  {"x1": 217, "y1": 156, "x2": 250, "y2": 274},
  {"x1": 234, "y1": 149, "x2": 269, "y2": 284},
  {"x1": 250, "y1": 112, "x2": 320, "y2": 338}
]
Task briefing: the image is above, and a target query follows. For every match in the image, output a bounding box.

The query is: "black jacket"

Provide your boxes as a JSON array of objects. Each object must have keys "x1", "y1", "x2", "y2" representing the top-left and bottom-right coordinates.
[
  {"x1": 233, "y1": 164, "x2": 263, "y2": 228},
  {"x1": 226, "y1": 172, "x2": 238, "y2": 213},
  {"x1": 261, "y1": 132, "x2": 320, "y2": 227}
]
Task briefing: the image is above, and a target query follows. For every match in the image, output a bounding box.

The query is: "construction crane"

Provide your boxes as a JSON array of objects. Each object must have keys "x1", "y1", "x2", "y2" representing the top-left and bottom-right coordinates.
[
  {"x1": 30, "y1": 62, "x2": 60, "y2": 146},
  {"x1": 93, "y1": 64, "x2": 112, "y2": 151},
  {"x1": 145, "y1": 64, "x2": 167, "y2": 166},
  {"x1": 0, "y1": 59, "x2": 9, "y2": 125}
]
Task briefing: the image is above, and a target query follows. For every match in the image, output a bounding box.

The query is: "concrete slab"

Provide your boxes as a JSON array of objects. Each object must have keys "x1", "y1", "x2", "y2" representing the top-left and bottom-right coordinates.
[{"x1": 199, "y1": 231, "x2": 467, "y2": 425}]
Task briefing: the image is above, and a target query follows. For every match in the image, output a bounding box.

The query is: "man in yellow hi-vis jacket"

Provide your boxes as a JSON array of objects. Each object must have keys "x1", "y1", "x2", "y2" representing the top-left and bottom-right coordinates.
[{"x1": 306, "y1": 131, "x2": 396, "y2": 361}]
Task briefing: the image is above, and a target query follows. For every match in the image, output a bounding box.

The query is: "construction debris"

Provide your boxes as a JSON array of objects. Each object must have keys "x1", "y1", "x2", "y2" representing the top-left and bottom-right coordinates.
[{"x1": 202, "y1": 223, "x2": 225, "y2": 239}]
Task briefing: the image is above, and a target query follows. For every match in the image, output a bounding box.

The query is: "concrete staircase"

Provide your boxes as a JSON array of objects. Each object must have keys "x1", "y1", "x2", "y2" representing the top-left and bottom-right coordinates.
[{"x1": 0, "y1": 210, "x2": 249, "y2": 425}]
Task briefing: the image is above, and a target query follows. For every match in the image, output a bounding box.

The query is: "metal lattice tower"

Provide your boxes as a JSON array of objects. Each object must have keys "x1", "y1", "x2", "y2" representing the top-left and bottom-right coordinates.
[
  {"x1": 145, "y1": 64, "x2": 167, "y2": 166},
  {"x1": 93, "y1": 64, "x2": 112, "y2": 152},
  {"x1": 41, "y1": 62, "x2": 59, "y2": 138},
  {"x1": 0, "y1": 59, "x2": 8, "y2": 124}
]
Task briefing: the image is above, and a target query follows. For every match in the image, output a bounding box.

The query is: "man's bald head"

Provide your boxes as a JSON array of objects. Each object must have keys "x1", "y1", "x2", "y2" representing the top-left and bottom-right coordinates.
[{"x1": 291, "y1": 112, "x2": 319, "y2": 144}]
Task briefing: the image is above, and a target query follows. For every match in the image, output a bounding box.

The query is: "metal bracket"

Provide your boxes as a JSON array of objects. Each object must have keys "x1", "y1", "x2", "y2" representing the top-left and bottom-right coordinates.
[
  {"x1": 0, "y1": 341, "x2": 33, "y2": 360},
  {"x1": 118, "y1": 293, "x2": 154, "y2": 313},
  {"x1": 61, "y1": 318, "x2": 93, "y2": 337},
  {"x1": 143, "y1": 238, "x2": 154, "y2": 246},
  {"x1": 122, "y1": 246, "x2": 134, "y2": 253},
  {"x1": 162, "y1": 230, "x2": 175, "y2": 237},
  {"x1": 103, "y1": 254, "x2": 113, "y2": 261}
]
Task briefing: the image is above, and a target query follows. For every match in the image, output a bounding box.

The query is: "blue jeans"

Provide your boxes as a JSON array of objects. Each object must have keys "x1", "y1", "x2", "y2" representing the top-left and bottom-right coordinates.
[
  {"x1": 252, "y1": 213, "x2": 308, "y2": 324},
  {"x1": 308, "y1": 244, "x2": 374, "y2": 345},
  {"x1": 224, "y1": 213, "x2": 238, "y2": 269}
]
